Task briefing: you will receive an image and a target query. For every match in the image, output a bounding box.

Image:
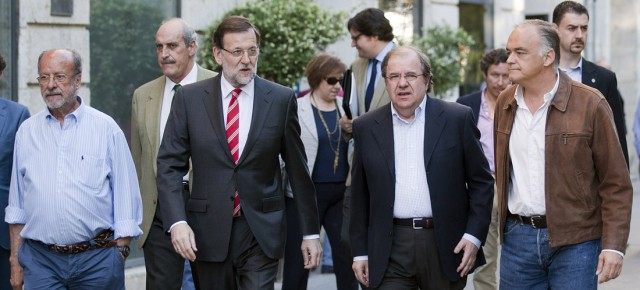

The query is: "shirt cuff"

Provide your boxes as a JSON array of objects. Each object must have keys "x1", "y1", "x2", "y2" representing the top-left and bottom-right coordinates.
[
  {"x1": 4, "y1": 206, "x2": 26, "y2": 224},
  {"x1": 168, "y1": 221, "x2": 188, "y2": 233},
  {"x1": 353, "y1": 255, "x2": 368, "y2": 261},
  {"x1": 602, "y1": 249, "x2": 625, "y2": 258},
  {"x1": 463, "y1": 233, "x2": 481, "y2": 249},
  {"x1": 303, "y1": 234, "x2": 320, "y2": 240}
]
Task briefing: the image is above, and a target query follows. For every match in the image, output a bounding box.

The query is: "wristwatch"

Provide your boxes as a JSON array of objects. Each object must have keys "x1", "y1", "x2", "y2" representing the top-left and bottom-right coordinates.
[{"x1": 117, "y1": 245, "x2": 130, "y2": 258}]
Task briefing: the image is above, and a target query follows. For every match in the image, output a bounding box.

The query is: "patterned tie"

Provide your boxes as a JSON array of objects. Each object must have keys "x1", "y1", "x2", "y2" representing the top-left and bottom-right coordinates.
[
  {"x1": 364, "y1": 58, "x2": 378, "y2": 112},
  {"x1": 171, "y1": 84, "x2": 181, "y2": 109},
  {"x1": 226, "y1": 88, "x2": 242, "y2": 217}
]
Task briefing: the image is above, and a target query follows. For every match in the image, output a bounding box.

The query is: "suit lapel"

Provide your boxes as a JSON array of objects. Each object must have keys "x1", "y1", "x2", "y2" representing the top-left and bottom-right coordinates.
[
  {"x1": 423, "y1": 97, "x2": 445, "y2": 168},
  {"x1": 145, "y1": 77, "x2": 166, "y2": 174},
  {"x1": 298, "y1": 97, "x2": 318, "y2": 141},
  {"x1": 239, "y1": 77, "x2": 273, "y2": 164},
  {"x1": 203, "y1": 75, "x2": 235, "y2": 163},
  {"x1": 0, "y1": 101, "x2": 7, "y2": 135},
  {"x1": 370, "y1": 106, "x2": 396, "y2": 179},
  {"x1": 581, "y1": 60, "x2": 598, "y2": 87}
]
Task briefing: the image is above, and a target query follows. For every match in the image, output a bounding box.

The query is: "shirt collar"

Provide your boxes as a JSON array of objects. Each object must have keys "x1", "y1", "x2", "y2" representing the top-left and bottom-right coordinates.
[
  {"x1": 45, "y1": 96, "x2": 84, "y2": 122},
  {"x1": 514, "y1": 70, "x2": 561, "y2": 106},
  {"x1": 164, "y1": 62, "x2": 198, "y2": 91},
  {"x1": 374, "y1": 42, "x2": 395, "y2": 63},
  {"x1": 391, "y1": 94, "x2": 427, "y2": 124},
  {"x1": 220, "y1": 74, "x2": 255, "y2": 100}
]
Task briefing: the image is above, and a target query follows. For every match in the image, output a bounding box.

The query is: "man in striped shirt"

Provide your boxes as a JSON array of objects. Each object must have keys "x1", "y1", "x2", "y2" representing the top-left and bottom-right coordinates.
[{"x1": 5, "y1": 49, "x2": 142, "y2": 290}]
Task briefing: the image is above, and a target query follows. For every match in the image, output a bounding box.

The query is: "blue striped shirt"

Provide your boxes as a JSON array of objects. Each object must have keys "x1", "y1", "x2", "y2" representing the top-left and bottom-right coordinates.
[{"x1": 5, "y1": 98, "x2": 142, "y2": 244}]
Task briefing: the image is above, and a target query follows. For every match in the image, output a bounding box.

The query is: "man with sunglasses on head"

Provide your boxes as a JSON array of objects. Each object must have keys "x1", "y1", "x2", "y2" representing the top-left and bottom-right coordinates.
[
  {"x1": 156, "y1": 16, "x2": 321, "y2": 290},
  {"x1": 6, "y1": 48, "x2": 142, "y2": 290}
]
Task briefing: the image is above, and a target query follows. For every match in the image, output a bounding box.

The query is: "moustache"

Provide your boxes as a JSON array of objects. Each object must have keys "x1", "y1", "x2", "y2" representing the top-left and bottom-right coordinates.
[
  {"x1": 572, "y1": 40, "x2": 584, "y2": 45},
  {"x1": 161, "y1": 60, "x2": 176, "y2": 65},
  {"x1": 45, "y1": 90, "x2": 62, "y2": 97}
]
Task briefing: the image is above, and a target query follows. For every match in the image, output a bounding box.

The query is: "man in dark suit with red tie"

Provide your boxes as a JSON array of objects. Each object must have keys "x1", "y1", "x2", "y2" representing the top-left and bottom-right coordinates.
[
  {"x1": 156, "y1": 16, "x2": 322, "y2": 290},
  {"x1": 349, "y1": 46, "x2": 494, "y2": 289}
]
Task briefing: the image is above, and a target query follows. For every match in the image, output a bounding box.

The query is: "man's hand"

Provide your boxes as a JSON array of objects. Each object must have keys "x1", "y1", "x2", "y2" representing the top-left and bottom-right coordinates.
[
  {"x1": 339, "y1": 116, "x2": 353, "y2": 134},
  {"x1": 171, "y1": 223, "x2": 198, "y2": 261},
  {"x1": 9, "y1": 256, "x2": 23, "y2": 290},
  {"x1": 352, "y1": 260, "x2": 369, "y2": 287},
  {"x1": 596, "y1": 251, "x2": 623, "y2": 284},
  {"x1": 454, "y1": 238, "x2": 478, "y2": 277},
  {"x1": 301, "y1": 238, "x2": 322, "y2": 269}
]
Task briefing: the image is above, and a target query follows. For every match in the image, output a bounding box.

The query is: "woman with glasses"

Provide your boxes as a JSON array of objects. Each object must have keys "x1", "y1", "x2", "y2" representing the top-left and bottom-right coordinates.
[{"x1": 282, "y1": 54, "x2": 358, "y2": 290}]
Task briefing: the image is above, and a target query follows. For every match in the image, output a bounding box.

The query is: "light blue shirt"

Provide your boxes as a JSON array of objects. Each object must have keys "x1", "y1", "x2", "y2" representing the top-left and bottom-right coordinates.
[{"x1": 5, "y1": 98, "x2": 142, "y2": 244}]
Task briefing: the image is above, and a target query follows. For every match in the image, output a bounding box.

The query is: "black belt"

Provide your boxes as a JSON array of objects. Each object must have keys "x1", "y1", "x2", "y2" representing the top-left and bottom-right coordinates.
[
  {"x1": 509, "y1": 213, "x2": 547, "y2": 229},
  {"x1": 393, "y1": 217, "x2": 433, "y2": 229},
  {"x1": 182, "y1": 181, "x2": 189, "y2": 192},
  {"x1": 37, "y1": 230, "x2": 116, "y2": 254}
]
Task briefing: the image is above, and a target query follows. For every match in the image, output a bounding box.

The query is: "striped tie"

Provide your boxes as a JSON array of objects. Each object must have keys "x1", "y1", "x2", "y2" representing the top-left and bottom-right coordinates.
[{"x1": 227, "y1": 88, "x2": 242, "y2": 217}]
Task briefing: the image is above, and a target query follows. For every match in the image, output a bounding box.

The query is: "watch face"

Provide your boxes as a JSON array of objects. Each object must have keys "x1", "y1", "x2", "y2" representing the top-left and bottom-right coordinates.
[{"x1": 118, "y1": 246, "x2": 130, "y2": 258}]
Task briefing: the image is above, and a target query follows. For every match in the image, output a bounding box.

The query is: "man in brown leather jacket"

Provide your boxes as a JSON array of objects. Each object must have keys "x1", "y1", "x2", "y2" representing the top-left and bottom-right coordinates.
[{"x1": 494, "y1": 19, "x2": 632, "y2": 290}]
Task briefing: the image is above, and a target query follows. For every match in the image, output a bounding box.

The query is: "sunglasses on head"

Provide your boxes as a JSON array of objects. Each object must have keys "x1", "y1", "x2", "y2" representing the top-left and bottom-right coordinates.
[{"x1": 325, "y1": 77, "x2": 343, "y2": 85}]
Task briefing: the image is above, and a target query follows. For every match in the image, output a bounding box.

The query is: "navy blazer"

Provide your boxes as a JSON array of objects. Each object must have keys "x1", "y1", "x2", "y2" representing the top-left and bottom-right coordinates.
[
  {"x1": 456, "y1": 91, "x2": 482, "y2": 124},
  {"x1": 0, "y1": 99, "x2": 30, "y2": 249},
  {"x1": 349, "y1": 97, "x2": 494, "y2": 286},
  {"x1": 581, "y1": 59, "x2": 629, "y2": 165}
]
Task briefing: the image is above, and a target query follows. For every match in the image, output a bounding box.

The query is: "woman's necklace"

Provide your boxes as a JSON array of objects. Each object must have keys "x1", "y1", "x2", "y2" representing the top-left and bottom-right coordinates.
[{"x1": 311, "y1": 93, "x2": 341, "y2": 173}]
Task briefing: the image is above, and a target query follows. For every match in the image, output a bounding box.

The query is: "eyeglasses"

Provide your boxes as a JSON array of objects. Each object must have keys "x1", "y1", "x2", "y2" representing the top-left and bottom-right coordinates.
[
  {"x1": 350, "y1": 33, "x2": 363, "y2": 41},
  {"x1": 36, "y1": 73, "x2": 78, "y2": 85},
  {"x1": 325, "y1": 77, "x2": 343, "y2": 85},
  {"x1": 384, "y1": 73, "x2": 424, "y2": 83},
  {"x1": 221, "y1": 47, "x2": 259, "y2": 58}
]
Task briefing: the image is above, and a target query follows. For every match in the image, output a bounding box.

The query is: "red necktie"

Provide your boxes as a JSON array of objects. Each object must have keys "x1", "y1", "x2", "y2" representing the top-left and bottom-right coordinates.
[{"x1": 227, "y1": 88, "x2": 242, "y2": 217}]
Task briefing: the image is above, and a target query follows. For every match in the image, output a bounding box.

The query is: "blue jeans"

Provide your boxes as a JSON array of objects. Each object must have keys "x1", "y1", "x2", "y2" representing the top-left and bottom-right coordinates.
[
  {"x1": 20, "y1": 239, "x2": 125, "y2": 290},
  {"x1": 500, "y1": 219, "x2": 600, "y2": 290}
]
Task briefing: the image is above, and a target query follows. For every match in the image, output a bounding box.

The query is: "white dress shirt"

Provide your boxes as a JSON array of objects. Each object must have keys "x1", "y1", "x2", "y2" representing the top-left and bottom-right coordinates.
[{"x1": 508, "y1": 74, "x2": 559, "y2": 216}]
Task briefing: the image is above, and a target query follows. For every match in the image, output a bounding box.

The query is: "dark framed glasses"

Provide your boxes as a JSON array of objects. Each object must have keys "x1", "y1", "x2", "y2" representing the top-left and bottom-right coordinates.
[{"x1": 325, "y1": 77, "x2": 343, "y2": 85}]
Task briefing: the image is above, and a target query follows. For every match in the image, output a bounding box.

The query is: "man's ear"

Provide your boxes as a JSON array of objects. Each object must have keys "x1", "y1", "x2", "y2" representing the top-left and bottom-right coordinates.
[
  {"x1": 544, "y1": 49, "x2": 556, "y2": 67},
  {"x1": 213, "y1": 47, "x2": 223, "y2": 66}
]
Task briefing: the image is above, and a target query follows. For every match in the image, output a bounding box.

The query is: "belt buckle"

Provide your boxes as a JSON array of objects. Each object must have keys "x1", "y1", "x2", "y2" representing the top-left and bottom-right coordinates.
[
  {"x1": 530, "y1": 216, "x2": 541, "y2": 229},
  {"x1": 412, "y1": 218, "x2": 423, "y2": 229}
]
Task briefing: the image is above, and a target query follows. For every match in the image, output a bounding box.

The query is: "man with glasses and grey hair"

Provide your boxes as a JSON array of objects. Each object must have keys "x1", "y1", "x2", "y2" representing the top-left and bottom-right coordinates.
[
  {"x1": 349, "y1": 45, "x2": 493, "y2": 289},
  {"x1": 131, "y1": 17, "x2": 216, "y2": 290},
  {"x1": 6, "y1": 48, "x2": 142, "y2": 289}
]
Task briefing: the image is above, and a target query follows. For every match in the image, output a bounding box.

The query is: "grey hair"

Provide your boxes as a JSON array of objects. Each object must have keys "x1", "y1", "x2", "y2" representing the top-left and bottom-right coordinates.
[
  {"x1": 38, "y1": 49, "x2": 82, "y2": 75},
  {"x1": 516, "y1": 20, "x2": 561, "y2": 69}
]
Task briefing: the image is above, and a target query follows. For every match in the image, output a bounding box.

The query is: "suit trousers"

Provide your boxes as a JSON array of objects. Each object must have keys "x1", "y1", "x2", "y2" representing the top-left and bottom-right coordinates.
[
  {"x1": 191, "y1": 215, "x2": 279, "y2": 290},
  {"x1": 473, "y1": 190, "x2": 499, "y2": 290},
  {"x1": 282, "y1": 182, "x2": 358, "y2": 290},
  {"x1": 143, "y1": 215, "x2": 188, "y2": 290},
  {"x1": 373, "y1": 225, "x2": 466, "y2": 290}
]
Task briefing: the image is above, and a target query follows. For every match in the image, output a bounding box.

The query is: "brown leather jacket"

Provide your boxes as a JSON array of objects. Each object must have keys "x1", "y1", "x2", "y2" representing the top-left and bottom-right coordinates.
[{"x1": 494, "y1": 71, "x2": 632, "y2": 252}]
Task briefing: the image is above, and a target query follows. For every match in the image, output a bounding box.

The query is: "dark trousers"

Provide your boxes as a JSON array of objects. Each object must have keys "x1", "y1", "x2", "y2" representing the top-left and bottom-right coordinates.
[
  {"x1": 0, "y1": 246, "x2": 9, "y2": 290},
  {"x1": 20, "y1": 239, "x2": 124, "y2": 290},
  {"x1": 191, "y1": 215, "x2": 279, "y2": 290},
  {"x1": 282, "y1": 182, "x2": 358, "y2": 290},
  {"x1": 143, "y1": 215, "x2": 188, "y2": 290},
  {"x1": 373, "y1": 225, "x2": 466, "y2": 290}
]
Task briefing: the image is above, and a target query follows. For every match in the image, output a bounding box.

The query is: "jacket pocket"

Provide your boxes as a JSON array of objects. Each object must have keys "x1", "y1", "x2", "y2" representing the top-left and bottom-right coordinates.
[
  {"x1": 187, "y1": 198, "x2": 208, "y2": 213},
  {"x1": 262, "y1": 196, "x2": 284, "y2": 213}
]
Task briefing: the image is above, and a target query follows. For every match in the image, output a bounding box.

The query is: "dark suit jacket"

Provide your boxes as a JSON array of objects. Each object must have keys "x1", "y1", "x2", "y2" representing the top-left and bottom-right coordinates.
[
  {"x1": 156, "y1": 75, "x2": 319, "y2": 262},
  {"x1": 349, "y1": 98, "x2": 494, "y2": 286},
  {"x1": 582, "y1": 59, "x2": 629, "y2": 165},
  {"x1": 456, "y1": 91, "x2": 482, "y2": 124},
  {"x1": 0, "y1": 99, "x2": 30, "y2": 250}
]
